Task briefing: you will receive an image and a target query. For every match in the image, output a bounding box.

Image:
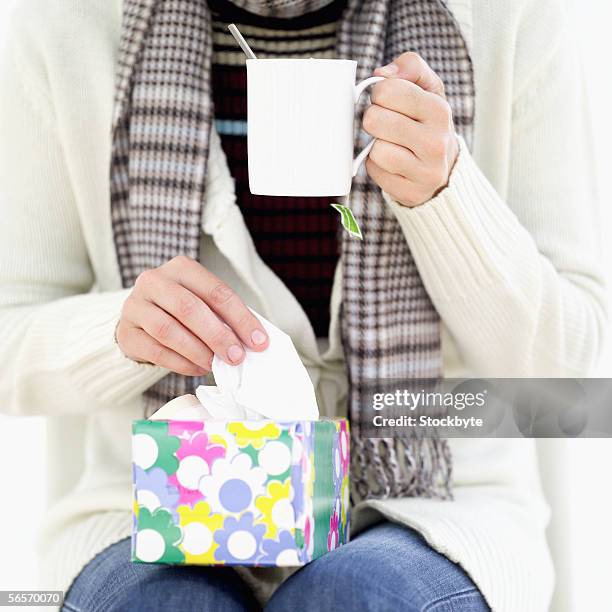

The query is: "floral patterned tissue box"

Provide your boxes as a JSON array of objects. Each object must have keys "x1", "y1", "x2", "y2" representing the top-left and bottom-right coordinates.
[{"x1": 131, "y1": 419, "x2": 350, "y2": 566}]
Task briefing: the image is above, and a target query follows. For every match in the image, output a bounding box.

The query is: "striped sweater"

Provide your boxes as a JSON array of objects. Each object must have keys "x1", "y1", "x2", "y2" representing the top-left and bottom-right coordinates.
[{"x1": 210, "y1": 0, "x2": 347, "y2": 337}]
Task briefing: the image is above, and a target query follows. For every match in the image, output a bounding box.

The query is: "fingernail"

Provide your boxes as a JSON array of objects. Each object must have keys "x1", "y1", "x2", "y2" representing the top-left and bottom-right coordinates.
[
  {"x1": 228, "y1": 344, "x2": 244, "y2": 364},
  {"x1": 378, "y1": 62, "x2": 398, "y2": 76},
  {"x1": 251, "y1": 329, "x2": 268, "y2": 346}
]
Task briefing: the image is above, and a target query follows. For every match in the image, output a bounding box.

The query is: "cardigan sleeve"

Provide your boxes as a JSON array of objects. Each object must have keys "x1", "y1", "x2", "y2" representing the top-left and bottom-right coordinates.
[
  {"x1": 386, "y1": 27, "x2": 607, "y2": 376},
  {"x1": 0, "y1": 20, "x2": 166, "y2": 416}
]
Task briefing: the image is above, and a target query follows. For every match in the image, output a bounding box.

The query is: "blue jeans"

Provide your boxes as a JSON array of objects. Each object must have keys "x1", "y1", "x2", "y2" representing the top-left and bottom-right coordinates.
[{"x1": 63, "y1": 522, "x2": 489, "y2": 611}]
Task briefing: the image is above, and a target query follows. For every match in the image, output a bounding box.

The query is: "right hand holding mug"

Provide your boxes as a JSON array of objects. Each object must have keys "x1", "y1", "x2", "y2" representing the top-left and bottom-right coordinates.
[
  {"x1": 364, "y1": 52, "x2": 459, "y2": 208},
  {"x1": 116, "y1": 256, "x2": 269, "y2": 376}
]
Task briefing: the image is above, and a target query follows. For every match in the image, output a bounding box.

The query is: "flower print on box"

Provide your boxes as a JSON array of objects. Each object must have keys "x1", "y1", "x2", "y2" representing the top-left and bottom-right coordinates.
[
  {"x1": 290, "y1": 460, "x2": 305, "y2": 521},
  {"x1": 169, "y1": 420, "x2": 204, "y2": 441},
  {"x1": 199, "y1": 453, "x2": 266, "y2": 515},
  {"x1": 134, "y1": 466, "x2": 180, "y2": 520},
  {"x1": 132, "y1": 421, "x2": 181, "y2": 475},
  {"x1": 228, "y1": 422, "x2": 281, "y2": 449},
  {"x1": 255, "y1": 478, "x2": 294, "y2": 539},
  {"x1": 256, "y1": 431, "x2": 293, "y2": 483},
  {"x1": 259, "y1": 530, "x2": 300, "y2": 566},
  {"x1": 168, "y1": 425, "x2": 226, "y2": 506},
  {"x1": 177, "y1": 501, "x2": 224, "y2": 564},
  {"x1": 327, "y1": 508, "x2": 340, "y2": 552},
  {"x1": 214, "y1": 513, "x2": 266, "y2": 564},
  {"x1": 290, "y1": 421, "x2": 316, "y2": 562},
  {"x1": 332, "y1": 420, "x2": 350, "y2": 498},
  {"x1": 133, "y1": 507, "x2": 184, "y2": 564},
  {"x1": 131, "y1": 418, "x2": 350, "y2": 567},
  {"x1": 338, "y1": 420, "x2": 350, "y2": 475},
  {"x1": 340, "y1": 474, "x2": 350, "y2": 534},
  {"x1": 332, "y1": 431, "x2": 343, "y2": 497}
]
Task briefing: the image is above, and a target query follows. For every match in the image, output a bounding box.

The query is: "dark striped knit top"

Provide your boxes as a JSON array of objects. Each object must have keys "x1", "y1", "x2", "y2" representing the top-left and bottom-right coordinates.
[{"x1": 209, "y1": 0, "x2": 347, "y2": 338}]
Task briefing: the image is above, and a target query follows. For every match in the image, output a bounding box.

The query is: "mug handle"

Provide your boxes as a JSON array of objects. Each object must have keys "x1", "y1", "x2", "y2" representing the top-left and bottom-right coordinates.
[{"x1": 352, "y1": 76, "x2": 386, "y2": 177}]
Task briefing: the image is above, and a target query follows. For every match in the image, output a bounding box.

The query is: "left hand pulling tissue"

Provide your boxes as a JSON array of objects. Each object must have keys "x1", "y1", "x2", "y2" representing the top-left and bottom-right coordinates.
[{"x1": 150, "y1": 311, "x2": 319, "y2": 422}]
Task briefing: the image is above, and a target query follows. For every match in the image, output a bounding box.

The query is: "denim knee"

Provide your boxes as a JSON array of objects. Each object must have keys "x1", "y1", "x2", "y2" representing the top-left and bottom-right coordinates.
[
  {"x1": 266, "y1": 523, "x2": 490, "y2": 612},
  {"x1": 63, "y1": 538, "x2": 259, "y2": 612}
]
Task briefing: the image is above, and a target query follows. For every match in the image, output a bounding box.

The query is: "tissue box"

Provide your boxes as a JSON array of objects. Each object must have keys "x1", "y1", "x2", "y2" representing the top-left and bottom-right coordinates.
[{"x1": 131, "y1": 419, "x2": 350, "y2": 566}]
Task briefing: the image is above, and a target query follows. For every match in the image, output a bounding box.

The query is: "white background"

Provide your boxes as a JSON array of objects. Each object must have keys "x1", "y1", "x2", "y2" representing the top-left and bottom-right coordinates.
[{"x1": 0, "y1": 1, "x2": 611, "y2": 610}]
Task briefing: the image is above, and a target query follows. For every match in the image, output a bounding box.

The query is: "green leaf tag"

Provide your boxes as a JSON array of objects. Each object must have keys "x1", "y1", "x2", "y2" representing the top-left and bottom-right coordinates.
[{"x1": 331, "y1": 203, "x2": 363, "y2": 240}]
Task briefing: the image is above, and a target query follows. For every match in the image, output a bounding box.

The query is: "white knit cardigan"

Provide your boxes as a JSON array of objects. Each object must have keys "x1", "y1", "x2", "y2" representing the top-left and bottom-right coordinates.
[{"x1": 0, "y1": 0, "x2": 606, "y2": 610}]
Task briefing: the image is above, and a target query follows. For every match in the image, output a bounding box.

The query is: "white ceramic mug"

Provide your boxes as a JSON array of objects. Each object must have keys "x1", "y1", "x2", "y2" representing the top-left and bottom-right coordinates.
[{"x1": 246, "y1": 59, "x2": 384, "y2": 197}]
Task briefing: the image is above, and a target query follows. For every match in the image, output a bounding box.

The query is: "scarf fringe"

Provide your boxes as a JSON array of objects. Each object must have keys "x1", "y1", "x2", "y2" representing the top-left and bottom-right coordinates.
[{"x1": 351, "y1": 433, "x2": 453, "y2": 503}]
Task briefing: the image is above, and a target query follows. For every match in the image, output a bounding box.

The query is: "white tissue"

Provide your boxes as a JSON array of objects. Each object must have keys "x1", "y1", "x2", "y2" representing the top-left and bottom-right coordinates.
[
  {"x1": 149, "y1": 394, "x2": 213, "y2": 421},
  {"x1": 149, "y1": 311, "x2": 319, "y2": 422},
  {"x1": 196, "y1": 311, "x2": 319, "y2": 421}
]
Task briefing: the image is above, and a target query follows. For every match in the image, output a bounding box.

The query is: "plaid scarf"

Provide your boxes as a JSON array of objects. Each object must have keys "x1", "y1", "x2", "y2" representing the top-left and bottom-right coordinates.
[{"x1": 111, "y1": 0, "x2": 474, "y2": 502}]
